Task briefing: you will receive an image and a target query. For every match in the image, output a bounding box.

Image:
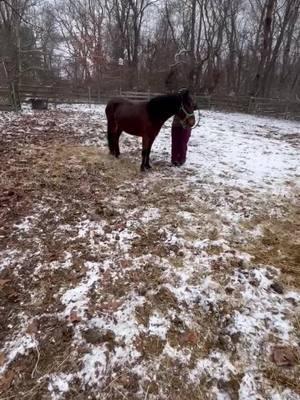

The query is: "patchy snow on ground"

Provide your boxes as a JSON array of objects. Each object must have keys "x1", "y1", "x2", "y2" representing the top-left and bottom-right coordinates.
[
  {"x1": 154, "y1": 110, "x2": 300, "y2": 194},
  {"x1": 0, "y1": 104, "x2": 299, "y2": 399},
  {"x1": 55, "y1": 103, "x2": 300, "y2": 193}
]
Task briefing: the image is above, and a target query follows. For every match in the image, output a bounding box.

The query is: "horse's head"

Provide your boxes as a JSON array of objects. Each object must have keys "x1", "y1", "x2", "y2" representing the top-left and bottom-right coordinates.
[{"x1": 176, "y1": 89, "x2": 196, "y2": 128}]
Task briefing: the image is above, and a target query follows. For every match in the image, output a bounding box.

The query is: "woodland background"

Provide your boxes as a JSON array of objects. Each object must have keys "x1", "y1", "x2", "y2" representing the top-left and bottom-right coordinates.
[{"x1": 0, "y1": 0, "x2": 299, "y2": 97}]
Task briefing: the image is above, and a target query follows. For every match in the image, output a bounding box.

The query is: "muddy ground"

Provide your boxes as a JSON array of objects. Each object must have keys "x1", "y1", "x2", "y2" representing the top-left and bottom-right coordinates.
[{"x1": 0, "y1": 106, "x2": 299, "y2": 400}]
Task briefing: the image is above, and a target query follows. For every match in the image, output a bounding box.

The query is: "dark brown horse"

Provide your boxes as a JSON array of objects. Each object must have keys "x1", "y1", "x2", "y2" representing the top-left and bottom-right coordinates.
[{"x1": 105, "y1": 89, "x2": 196, "y2": 171}]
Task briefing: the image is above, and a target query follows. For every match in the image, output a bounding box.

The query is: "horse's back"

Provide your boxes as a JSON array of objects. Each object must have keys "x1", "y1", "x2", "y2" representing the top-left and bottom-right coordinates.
[
  {"x1": 105, "y1": 98, "x2": 150, "y2": 136},
  {"x1": 106, "y1": 98, "x2": 147, "y2": 119},
  {"x1": 106, "y1": 97, "x2": 128, "y2": 116}
]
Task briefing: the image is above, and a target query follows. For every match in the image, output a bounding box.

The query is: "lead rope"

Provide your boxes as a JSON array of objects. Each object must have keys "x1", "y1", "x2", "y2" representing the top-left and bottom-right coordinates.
[
  {"x1": 191, "y1": 109, "x2": 202, "y2": 129},
  {"x1": 179, "y1": 102, "x2": 202, "y2": 129}
]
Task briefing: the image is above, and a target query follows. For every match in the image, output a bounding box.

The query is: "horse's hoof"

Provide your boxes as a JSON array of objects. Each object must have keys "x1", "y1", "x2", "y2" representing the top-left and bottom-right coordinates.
[{"x1": 145, "y1": 164, "x2": 152, "y2": 170}]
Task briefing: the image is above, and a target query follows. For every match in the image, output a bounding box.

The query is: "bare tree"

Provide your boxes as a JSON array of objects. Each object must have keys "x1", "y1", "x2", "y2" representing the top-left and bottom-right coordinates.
[
  {"x1": 2, "y1": 0, "x2": 298, "y2": 97},
  {"x1": 53, "y1": 0, "x2": 105, "y2": 84},
  {"x1": 0, "y1": 0, "x2": 41, "y2": 104}
]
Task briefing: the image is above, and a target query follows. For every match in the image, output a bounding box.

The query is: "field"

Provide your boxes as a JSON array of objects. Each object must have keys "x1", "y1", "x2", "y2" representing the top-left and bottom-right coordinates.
[{"x1": 0, "y1": 104, "x2": 299, "y2": 400}]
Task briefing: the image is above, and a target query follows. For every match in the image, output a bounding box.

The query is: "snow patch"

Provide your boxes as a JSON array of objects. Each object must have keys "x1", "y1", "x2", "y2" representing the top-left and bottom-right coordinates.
[
  {"x1": 14, "y1": 216, "x2": 35, "y2": 233},
  {"x1": 61, "y1": 261, "x2": 102, "y2": 318},
  {"x1": 141, "y1": 207, "x2": 161, "y2": 223},
  {"x1": 189, "y1": 351, "x2": 236, "y2": 382},
  {"x1": 162, "y1": 343, "x2": 191, "y2": 364},
  {"x1": 0, "y1": 332, "x2": 36, "y2": 374},
  {"x1": 0, "y1": 250, "x2": 19, "y2": 272},
  {"x1": 148, "y1": 312, "x2": 170, "y2": 340},
  {"x1": 89, "y1": 295, "x2": 144, "y2": 345},
  {"x1": 48, "y1": 373, "x2": 74, "y2": 400},
  {"x1": 79, "y1": 347, "x2": 107, "y2": 387}
]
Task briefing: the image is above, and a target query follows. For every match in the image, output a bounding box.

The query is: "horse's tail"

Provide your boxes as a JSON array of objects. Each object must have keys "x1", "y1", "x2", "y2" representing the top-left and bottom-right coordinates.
[{"x1": 105, "y1": 101, "x2": 118, "y2": 155}]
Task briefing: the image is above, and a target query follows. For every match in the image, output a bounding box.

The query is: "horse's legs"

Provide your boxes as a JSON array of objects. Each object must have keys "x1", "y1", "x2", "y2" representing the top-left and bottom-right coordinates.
[
  {"x1": 141, "y1": 136, "x2": 149, "y2": 171},
  {"x1": 141, "y1": 149, "x2": 147, "y2": 172},
  {"x1": 141, "y1": 135, "x2": 155, "y2": 171},
  {"x1": 107, "y1": 119, "x2": 122, "y2": 158},
  {"x1": 145, "y1": 142, "x2": 154, "y2": 169},
  {"x1": 114, "y1": 130, "x2": 122, "y2": 158},
  {"x1": 107, "y1": 120, "x2": 116, "y2": 156}
]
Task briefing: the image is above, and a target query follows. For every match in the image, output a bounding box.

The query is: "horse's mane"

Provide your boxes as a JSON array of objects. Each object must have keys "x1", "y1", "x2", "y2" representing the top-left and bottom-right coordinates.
[{"x1": 147, "y1": 94, "x2": 181, "y2": 122}]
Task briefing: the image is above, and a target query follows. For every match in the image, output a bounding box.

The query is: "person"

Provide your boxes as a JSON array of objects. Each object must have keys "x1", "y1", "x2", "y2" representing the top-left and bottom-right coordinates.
[
  {"x1": 170, "y1": 114, "x2": 192, "y2": 166},
  {"x1": 165, "y1": 50, "x2": 194, "y2": 166}
]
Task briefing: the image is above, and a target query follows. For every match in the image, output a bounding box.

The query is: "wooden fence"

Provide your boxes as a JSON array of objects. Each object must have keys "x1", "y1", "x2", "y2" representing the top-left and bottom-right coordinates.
[
  {"x1": 197, "y1": 95, "x2": 300, "y2": 120},
  {"x1": 0, "y1": 84, "x2": 299, "y2": 120},
  {"x1": 0, "y1": 86, "x2": 13, "y2": 110},
  {"x1": 117, "y1": 91, "x2": 300, "y2": 120}
]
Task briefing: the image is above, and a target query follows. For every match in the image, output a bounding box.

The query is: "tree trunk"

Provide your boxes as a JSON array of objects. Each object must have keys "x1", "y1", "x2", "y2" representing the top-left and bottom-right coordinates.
[
  {"x1": 252, "y1": 0, "x2": 276, "y2": 96},
  {"x1": 189, "y1": 0, "x2": 196, "y2": 88}
]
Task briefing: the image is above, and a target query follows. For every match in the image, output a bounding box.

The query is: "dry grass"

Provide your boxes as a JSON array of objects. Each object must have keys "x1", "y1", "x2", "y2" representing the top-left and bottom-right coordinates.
[
  {"x1": 241, "y1": 201, "x2": 300, "y2": 288},
  {"x1": 1, "y1": 110, "x2": 300, "y2": 400},
  {"x1": 263, "y1": 366, "x2": 300, "y2": 396},
  {"x1": 24, "y1": 143, "x2": 140, "y2": 184}
]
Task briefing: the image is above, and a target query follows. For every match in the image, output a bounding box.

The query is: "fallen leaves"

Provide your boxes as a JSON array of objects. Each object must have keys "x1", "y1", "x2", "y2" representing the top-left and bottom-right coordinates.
[
  {"x1": 26, "y1": 319, "x2": 39, "y2": 335},
  {"x1": 180, "y1": 330, "x2": 199, "y2": 346},
  {"x1": 271, "y1": 345, "x2": 300, "y2": 367},
  {"x1": 0, "y1": 352, "x2": 6, "y2": 366},
  {"x1": 0, "y1": 279, "x2": 10, "y2": 288},
  {"x1": 69, "y1": 311, "x2": 81, "y2": 323},
  {"x1": 99, "y1": 299, "x2": 123, "y2": 313},
  {"x1": 0, "y1": 370, "x2": 15, "y2": 392}
]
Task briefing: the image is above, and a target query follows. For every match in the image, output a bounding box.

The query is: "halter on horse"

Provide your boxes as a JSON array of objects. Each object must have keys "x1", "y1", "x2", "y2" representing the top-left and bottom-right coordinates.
[{"x1": 105, "y1": 89, "x2": 196, "y2": 171}]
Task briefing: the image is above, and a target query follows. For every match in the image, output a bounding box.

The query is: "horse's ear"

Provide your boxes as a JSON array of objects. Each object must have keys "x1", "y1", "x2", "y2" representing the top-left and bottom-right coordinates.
[
  {"x1": 178, "y1": 88, "x2": 189, "y2": 95},
  {"x1": 178, "y1": 88, "x2": 190, "y2": 100}
]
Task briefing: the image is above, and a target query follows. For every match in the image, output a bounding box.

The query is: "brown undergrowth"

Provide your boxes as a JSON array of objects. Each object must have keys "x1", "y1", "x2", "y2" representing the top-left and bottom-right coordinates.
[
  {"x1": 1, "y1": 111, "x2": 299, "y2": 400},
  {"x1": 241, "y1": 199, "x2": 300, "y2": 289}
]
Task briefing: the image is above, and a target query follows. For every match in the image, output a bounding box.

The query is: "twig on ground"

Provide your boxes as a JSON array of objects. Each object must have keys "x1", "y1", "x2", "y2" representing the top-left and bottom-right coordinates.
[{"x1": 31, "y1": 341, "x2": 40, "y2": 379}]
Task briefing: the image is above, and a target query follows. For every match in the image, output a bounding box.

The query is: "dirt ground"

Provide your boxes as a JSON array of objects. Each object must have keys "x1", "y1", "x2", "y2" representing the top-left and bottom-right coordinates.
[{"x1": 0, "y1": 106, "x2": 299, "y2": 400}]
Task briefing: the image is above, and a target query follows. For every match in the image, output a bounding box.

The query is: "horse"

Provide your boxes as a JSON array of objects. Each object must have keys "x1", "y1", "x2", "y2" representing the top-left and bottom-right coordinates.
[{"x1": 105, "y1": 89, "x2": 196, "y2": 171}]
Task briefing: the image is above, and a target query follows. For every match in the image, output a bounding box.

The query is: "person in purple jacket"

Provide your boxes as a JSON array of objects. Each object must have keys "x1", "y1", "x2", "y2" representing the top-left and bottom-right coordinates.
[
  {"x1": 170, "y1": 114, "x2": 192, "y2": 166},
  {"x1": 165, "y1": 50, "x2": 195, "y2": 167}
]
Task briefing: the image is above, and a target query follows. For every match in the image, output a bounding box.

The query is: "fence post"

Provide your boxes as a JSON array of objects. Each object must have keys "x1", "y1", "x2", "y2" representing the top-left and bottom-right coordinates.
[
  {"x1": 248, "y1": 97, "x2": 252, "y2": 113},
  {"x1": 284, "y1": 102, "x2": 289, "y2": 119},
  {"x1": 248, "y1": 96, "x2": 255, "y2": 114},
  {"x1": 10, "y1": 82, "x2": 19, "y2": 112},
  {"x1": 207, "y1": 96, "x2": 211, "y2": 109},
  {"x1": 88, "y1": 86, "x2": 91, "y2": 108}
]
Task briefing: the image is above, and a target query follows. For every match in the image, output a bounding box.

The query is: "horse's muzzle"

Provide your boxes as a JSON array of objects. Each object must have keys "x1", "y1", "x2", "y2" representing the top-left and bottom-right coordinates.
[{"x1": 186, "y1": 115, "x2": 196, "y2": 127}]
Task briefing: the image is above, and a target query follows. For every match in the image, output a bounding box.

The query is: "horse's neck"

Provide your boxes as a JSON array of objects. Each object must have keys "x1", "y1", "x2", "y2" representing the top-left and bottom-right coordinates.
[
  {"x1": 149, "y1": 96, "x2": 180, "y2": 124},
  {"x1": 158, "y1": 108, "x2": 178, "y2": 124}
]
